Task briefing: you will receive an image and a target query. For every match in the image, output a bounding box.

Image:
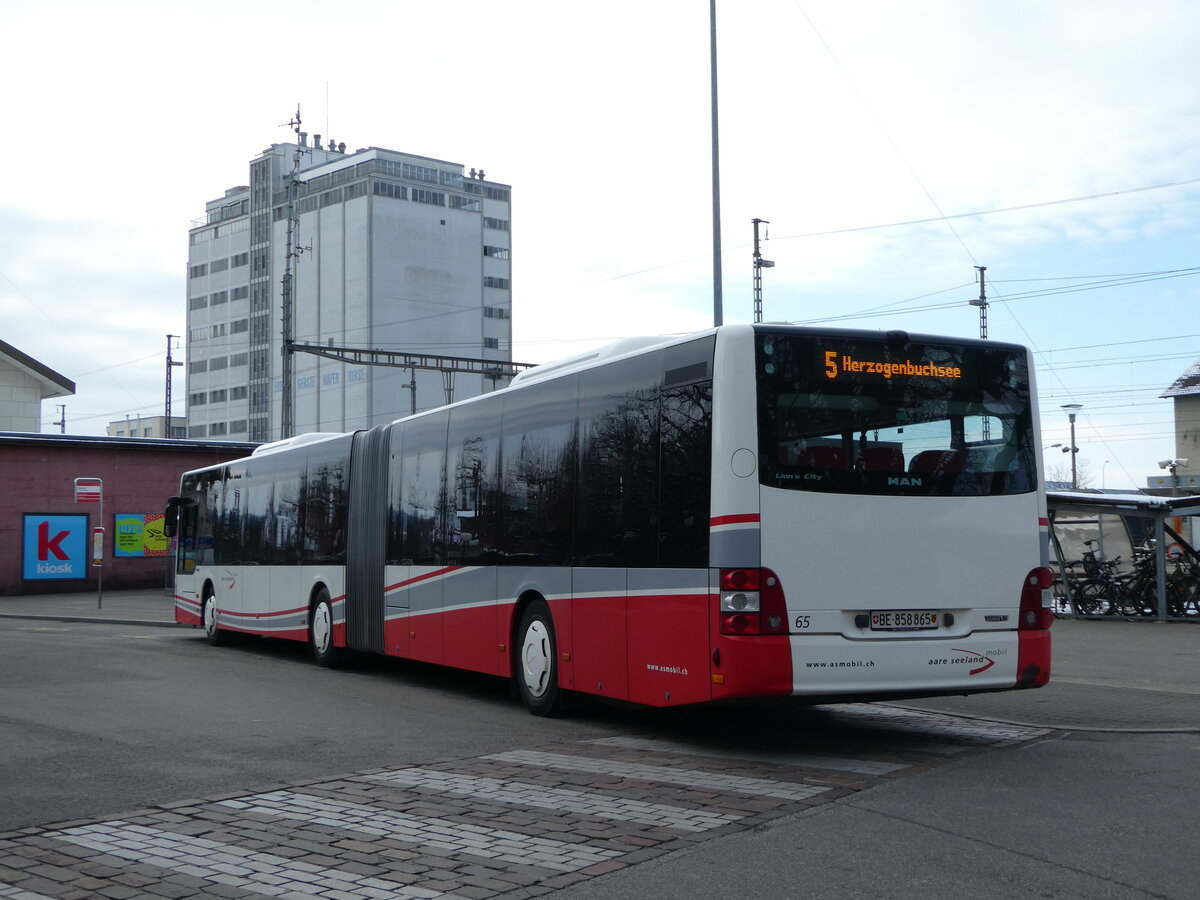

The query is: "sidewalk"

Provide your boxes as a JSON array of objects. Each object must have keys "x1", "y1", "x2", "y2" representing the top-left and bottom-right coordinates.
[
  {"x1": 0, "y1": 587, "x2": 179, "y2": 627},
  {"x1": 2, "y1": 589, "x2": 1197, "y2": 732}
]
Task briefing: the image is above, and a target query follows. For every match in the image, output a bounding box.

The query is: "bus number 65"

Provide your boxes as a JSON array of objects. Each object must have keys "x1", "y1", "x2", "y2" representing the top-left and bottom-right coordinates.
[{"x1": 794, "y1": 615, "x2": 811, "y2": 630}]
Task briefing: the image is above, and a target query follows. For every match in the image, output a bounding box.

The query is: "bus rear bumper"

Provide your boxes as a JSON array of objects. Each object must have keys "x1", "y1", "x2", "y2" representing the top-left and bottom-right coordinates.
[{"x1": 787, "y1": 631, "x2": 1036, "y2": 697}]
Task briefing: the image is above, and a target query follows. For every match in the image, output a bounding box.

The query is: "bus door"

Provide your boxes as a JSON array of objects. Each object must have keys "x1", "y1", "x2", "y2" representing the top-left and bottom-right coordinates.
[{"x1": 391, "y1": 412, "x2": 449, "y2": 666}]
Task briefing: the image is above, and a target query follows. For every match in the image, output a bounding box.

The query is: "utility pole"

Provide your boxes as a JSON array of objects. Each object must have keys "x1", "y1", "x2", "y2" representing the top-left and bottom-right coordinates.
[
  {"x1": 401, "y1": 369, "x2": 417, "y2": 417},
  {"x1": 710, "y1": 0, "x2": 723, "y2": 327},
  {"x1": 165, "y1": 334, "x2": 182, "y2": 435},
  {"x1": 970, "y1": 266, "x2": 988, "y2": 339},
  {"x1": 280, "y1": 105, "x2": 306, "y2": 440},
  {"x1": 53, "y1": 404, "x2": 66, "y2": 434},
  {"x1": 751, "y1": 218, "x2": 774, "y2": 323}
]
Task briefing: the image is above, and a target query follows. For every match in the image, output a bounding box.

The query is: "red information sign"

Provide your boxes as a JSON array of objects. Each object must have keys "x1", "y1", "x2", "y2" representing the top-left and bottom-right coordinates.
[{"x1": 74, "y1": 478, "x2": 103, "y2": 503}]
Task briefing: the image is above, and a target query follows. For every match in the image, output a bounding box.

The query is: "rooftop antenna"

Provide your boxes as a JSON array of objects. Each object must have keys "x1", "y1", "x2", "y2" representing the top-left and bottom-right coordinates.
[{"x1": 751, "y1": 218, "x2": 774, "y2": 323}]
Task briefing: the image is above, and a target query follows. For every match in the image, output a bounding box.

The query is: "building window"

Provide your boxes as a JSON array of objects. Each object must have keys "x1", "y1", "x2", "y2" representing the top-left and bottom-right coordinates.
[
  {"x1": 484, "y1": 306, "x2": 510, "y2": 319},
  {"x1": 188, "y1": 425, "x2": 208, "y2": 438},
  {"x1": 231, "y1": 286, "x2": 249, "y2": 301},
  {"x1": 344, "y1": 181, "x2": 367, "y2": 201},
  {"x1": 189, "y1": 392, "x2": 207, "y2": 406},
  {"x1": 450, "y1": 195, "x2": 481, "y2": 211},
  {"x1": 210, "y1": 389, "x2": 228, "y2": 403},
  {"x1": 412, "y1": 189, "x2": 446, "y2": 207},
  {"x1": 483, "y1": 217, "x2": 509, "y2": 232},
  {"x1": 189, "y1": 263, "x2": 208, "y2": 278},
  {"x1": 209, "y1": 422, "x2": 228, "y2": 436},
  {"x1": 251, "y1": 284, "x2": 269, "y2": 312},
  {"x1": 230, "y1": 353, "x2": 249, "y2": 369},
  {"x1": 228, "y1": 419, "x2": 248, "y2": 435},
  {"x1": 189, "y1": 328, "x2": 206, "y2": 343},
  {"x1": 210, "y1": 356, "x2": 229, "y2": 371},
  {"x1": 189, "y1": 360, "x2": 208, "y2": 374},
  {"x1": 230, "y1": 319, "x2": 248, "y2": 334},
  {"x1": 231, "y1": 252, "x2": 249, "y2": 268},
  {"x1": 188, "y1": 296, "x2": 208, "y2": 310},
  {"x1": 210, "y1": 290, "x2": 228, "y2": 306},
  {"x1": 484, "y1": 337, "x2": 500, "y2": 349},
  {"x1": 210, "y1": 258, "x2": 229, "y2": 274},
  {"x1": 210, "y1": 323, "x2": 227, "y2": 339},
  {"x1": 483, "y1": 245, "x2": 510, "y2": 260},
  {"x1": 483, "y1": 276, "x2": 510, "y2": 290},
  {"x1": 401, "y1": 162, "x2": 441, "y2": 185},
  {"x1": 484, "y1": 186, "x2": 510, "y2": 202},
  {"x1": 373, "y1": 180, "x2": 407, "y2": 200},
  {"x1": 230, "y1": 385, "x2": 249, "y2": 400}
]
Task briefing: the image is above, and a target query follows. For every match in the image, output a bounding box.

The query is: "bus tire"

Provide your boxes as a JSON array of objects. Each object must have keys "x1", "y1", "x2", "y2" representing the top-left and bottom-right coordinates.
[
  {"x1": 515, "y1": 599, "x2": 561, "y2": 717},
  {"x1": 310, "y1": 589, "x2": 343, "y2": 668},
  {"x1": 202, "y1": 588, "x2": 228, "y2": 647}
]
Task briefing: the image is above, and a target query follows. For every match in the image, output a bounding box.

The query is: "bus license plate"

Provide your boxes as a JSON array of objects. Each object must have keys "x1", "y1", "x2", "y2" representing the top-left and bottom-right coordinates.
[{"x1": 870, "y1": 610, "x2": 939, "y2": 631}]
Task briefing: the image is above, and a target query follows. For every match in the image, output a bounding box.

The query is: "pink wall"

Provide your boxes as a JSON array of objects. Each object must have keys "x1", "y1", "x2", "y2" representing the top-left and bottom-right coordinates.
[{"x1": 1, "y1": 436, "x2": 254, "y2": 595}]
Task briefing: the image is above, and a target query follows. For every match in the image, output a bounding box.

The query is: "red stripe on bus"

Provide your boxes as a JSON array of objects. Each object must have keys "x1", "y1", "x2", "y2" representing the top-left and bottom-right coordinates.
[
  {"x1": 386, "y1": 566, "x2": 465, "y2": 593},
  {"x1": 710, "y1": 513, "x2": 761, "y2": 527}
]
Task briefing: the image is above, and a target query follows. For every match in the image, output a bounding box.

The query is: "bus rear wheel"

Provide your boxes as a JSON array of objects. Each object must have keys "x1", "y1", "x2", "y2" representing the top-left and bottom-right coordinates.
[
  {"x1": 516, "y1": 600, "x2": 561, "y2": 717},
  {"x1": 310, "y1": 589, "x2": 343, "y2": 668}
]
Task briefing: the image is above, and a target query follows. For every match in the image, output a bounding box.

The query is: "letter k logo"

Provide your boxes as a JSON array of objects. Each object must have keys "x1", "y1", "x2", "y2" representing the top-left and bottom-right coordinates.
[{"x1": 38, "y1": 520, "x2": 70, "y2": 561}]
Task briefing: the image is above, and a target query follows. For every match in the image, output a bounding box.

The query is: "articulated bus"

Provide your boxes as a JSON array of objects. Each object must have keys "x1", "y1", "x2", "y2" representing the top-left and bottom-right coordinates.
[{"x1": 166, "y1": 324, "x2": 1052, "y2": 715}]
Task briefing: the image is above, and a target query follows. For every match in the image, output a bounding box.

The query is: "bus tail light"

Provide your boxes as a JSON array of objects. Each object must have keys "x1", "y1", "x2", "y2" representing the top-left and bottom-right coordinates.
[
  {"x1": 720, "y1": 568, "x2": 788, "y2": 635},
  {"x1": 1019, "y1": 567, "x2": 1055, "y2": 630}
]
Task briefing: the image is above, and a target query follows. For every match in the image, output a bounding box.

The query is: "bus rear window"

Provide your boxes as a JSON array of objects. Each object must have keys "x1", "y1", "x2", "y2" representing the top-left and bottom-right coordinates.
[{"x1": 756, "y1": 331, "x2": 1037, "y2": 496}]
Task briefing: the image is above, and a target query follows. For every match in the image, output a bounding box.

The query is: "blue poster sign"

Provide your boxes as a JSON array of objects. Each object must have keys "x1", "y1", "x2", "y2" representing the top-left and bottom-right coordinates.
[{"x1": 23, "y1": 514, "x2": 88, "y2": 580}]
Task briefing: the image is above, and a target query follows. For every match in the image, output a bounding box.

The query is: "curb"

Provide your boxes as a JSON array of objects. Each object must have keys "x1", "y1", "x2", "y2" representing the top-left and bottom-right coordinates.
[
  {"x1": 0, "y1": 613, "x2": 185, "y2": 628},
  {"x1": 888, "y1": 702, "x2": 1200, "y2": 736}
]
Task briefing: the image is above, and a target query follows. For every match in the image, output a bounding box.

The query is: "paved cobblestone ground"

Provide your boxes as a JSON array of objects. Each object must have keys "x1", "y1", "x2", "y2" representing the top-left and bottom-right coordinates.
[{"x1": 0, "y1": 705, "x2": 1048, "y2": 899}]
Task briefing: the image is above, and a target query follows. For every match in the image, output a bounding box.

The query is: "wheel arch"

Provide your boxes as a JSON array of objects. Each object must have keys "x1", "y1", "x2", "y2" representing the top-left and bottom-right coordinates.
[{"x1": 509, "y1": 588, "x2": 550, "y2": 672}]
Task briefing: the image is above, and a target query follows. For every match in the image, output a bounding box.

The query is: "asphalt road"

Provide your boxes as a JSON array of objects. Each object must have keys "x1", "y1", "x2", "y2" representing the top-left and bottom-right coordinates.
[{"x1": 2, "y1": 618, "x2": 1198, "y2": 898}]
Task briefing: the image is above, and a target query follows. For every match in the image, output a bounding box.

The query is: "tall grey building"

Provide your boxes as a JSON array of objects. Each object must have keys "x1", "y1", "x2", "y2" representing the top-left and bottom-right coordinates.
[{"x1": 186, "y1": 138, "x2": 512, "y2": 442}]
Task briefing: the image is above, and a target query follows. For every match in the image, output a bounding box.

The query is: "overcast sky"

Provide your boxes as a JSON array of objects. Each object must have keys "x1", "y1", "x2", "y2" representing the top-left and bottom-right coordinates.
[{"x1": 1, "y1": 0, "x2": 1197, "y2": 488}]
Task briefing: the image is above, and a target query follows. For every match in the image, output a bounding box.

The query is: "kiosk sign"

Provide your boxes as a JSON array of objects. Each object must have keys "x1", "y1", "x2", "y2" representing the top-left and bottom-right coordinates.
[{"x1": 22, "y1": 514, "x2": 89, "y2": 580}]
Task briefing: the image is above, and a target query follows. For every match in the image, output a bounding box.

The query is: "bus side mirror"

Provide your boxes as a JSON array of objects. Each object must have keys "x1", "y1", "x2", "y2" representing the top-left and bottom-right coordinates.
[{"x1": 164, "y1": 497, "x2": 182, "y2": 538}]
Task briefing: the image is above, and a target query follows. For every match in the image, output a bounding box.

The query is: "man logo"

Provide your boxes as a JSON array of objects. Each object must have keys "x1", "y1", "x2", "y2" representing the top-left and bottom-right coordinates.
[{"x1": 888, "y1": 476, "x2": 922, "y2": 487}]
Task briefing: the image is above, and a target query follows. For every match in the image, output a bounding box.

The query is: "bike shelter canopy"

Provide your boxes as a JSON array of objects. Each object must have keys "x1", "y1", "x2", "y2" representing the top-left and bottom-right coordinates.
[{"x1": 1047, "y1": 490, "x2": 1200, "y2": 622}]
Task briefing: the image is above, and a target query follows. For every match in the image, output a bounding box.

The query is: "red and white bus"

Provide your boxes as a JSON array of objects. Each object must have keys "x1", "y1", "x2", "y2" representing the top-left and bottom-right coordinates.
[{"x1": 166, "y1": 324, "x2": 1052, "y2": 715}]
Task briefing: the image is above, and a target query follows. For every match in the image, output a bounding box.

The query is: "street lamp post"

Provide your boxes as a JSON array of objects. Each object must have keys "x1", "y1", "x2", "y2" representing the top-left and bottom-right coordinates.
[{"x1": 1062, "y1": 404, "x2": 1082, "y2": 489}]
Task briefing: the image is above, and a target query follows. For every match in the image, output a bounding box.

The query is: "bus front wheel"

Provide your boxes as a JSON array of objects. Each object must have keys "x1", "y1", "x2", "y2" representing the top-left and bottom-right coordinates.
[
  {"x1": 310, "y1": 589, "x2": 343, "y2": 668},
  {"x1": 516, "y1": 600, "x2": 561, "y2": 717},
  {"x1": 202, "y1": 590, "x2": 228, "y2": 646}
]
